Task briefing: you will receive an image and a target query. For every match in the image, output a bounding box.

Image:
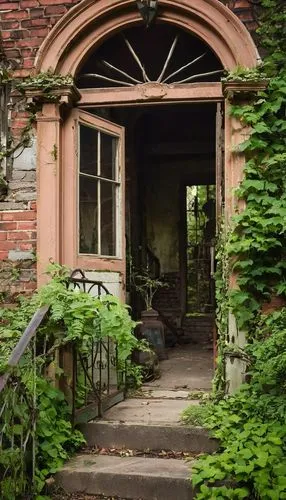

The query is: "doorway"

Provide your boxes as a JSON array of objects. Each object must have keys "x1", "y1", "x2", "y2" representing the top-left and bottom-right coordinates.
[{"x1": 79, "y1": 102, "x2": 218, "y2": 348}]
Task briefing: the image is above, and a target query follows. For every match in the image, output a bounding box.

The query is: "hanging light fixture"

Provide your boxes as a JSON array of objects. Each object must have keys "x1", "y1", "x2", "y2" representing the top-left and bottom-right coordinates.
[{"x1": 136, "y1": 0, "x2": 158, "y2": 27}]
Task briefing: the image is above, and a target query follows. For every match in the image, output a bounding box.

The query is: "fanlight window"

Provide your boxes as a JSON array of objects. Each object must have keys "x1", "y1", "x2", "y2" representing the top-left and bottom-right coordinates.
[{"x1": 77, "y1": 25, "x2": 224, "y2": 89}]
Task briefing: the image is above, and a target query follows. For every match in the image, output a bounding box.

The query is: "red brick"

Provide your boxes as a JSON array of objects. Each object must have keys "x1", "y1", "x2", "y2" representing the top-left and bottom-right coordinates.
[
  {"x1": 8, "y1": 231, "x2": 31, "y2": 240},
  {"x1": 0, "y1": 232, "x2": 7, "y2": 241},
  {"x1": 11, "y1": 29, "x2": 29, "y2": 39},
  {"x1": 11, "y1": 110, "x2": 30, "y2": 119},
  {"x1": 21, "y1": 18, "x2": 48, "y2": 27},
  {"x1": 1, "y1": 31, "x2": 12, "y2": 39},
  {"x1": 20, "y1": 0, "x2": 39, "y2": 7},
  {"x1": 0, "y1": 251, "x2": 9, "y2": 260},
  {"x1": 14, "y1": 211, "x2": 36, "y2": 221},
  {"x1": 2, "y1": 40, "x2": 15, "y2": 48},
  {"x1": 29, "y1": 7, "x2": 44, "y2": 17},
  {"x1": 17, "y1": 37, "x2": 43, "y2": 47},
  {"x1": 23, "y1": 58, "x2": 35, "y2": 68},
  {"x1": 0, "y1": 241, "x2": 17, "y2": 250},
  {"x1": 19, "y1": 242, "x2": 34, "y2": 250},
  {"x1": 0, "y1": 221, "x2": 17, "y2": 230},
  {"x1": 1, "y1": 21, "x2": 20, "y2": 29},
  {"x1": 44, "y1": 4, "x2": 66, "y2": 14},
  {"x1": 12, "y1": 119, "x2": 29, "y2": 128},
  {"x1": 2, "y1": 48, "x2": 21, "y2": 58},
  {"x1": 29, "y1": 27, "x2": 49, "y2": 37},
  {"x1": 0, "y1": 213, "x2": 16, "y2": 221},
  {"x1": 39, "y1": 0, "x2": 72, "y2": 4},
  {"x1": 2, "y1": 10, "x2": 28, "y2": 19},
  {"x1": 17, "y1": 221, "x2": 36, "y2": 230},
  {"x1": 0, "y1": 3, "x2": 20, "y2": 11}
]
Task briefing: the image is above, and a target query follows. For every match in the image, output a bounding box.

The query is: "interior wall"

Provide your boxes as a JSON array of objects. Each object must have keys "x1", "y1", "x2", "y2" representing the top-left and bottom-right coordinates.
[{"x1": 145, "y1": 160, "x2": 214, "y2": 274}]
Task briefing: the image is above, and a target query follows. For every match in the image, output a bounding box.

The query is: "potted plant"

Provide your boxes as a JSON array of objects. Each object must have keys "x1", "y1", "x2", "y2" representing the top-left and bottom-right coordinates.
[{"x1": 132, "y1": 270, "x2": 168, "y2": 360}]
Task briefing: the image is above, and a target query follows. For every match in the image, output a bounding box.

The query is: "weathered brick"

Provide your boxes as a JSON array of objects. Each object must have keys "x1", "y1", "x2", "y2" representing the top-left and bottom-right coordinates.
[
  {"x1": 17, "y1": 37, "x2": 43, "y2": 47},
  {"x1": 14, "y1": 211, "x2": 36, "y2": 221},
  {"x1": 0, "y1": 251, "x2": 9, "y2": 260},
  {"x1": 39, "y1": 0, "x2": 72, "y2": 4},
  {"x1": 17, "y1": 221, "x2": 36, "y2": 230},
  {"x1": 0, "y1": 241, "x2": 17, "y2": 251},
  {"x1": 44, "y1": 4, "x2": 66, "y2": 14},
  {"x1": 21, "y1": 17, "x2": 47, "y2": 27},
  {"x1": 11, "y1": 29, "x2": 29, "y2": 39},
  {"x1": 1, "y1": 20, "x2": 20, "y2": 29},
  {"x1": 0, "y1": 233, "x2": 7, "y2": 241},
  {"x1": 0, "y1": 3, "x2": 20, "y2": 11},
  {"x1": 23, "y1": 58, "x2": 35, "y2": 68},
  {"x1": 29, "y1": 7, "x2": 44, "y2": 18},
  {"x1": 19, "y1": 242, "x2": 35, "y2": 250},
  {"x1": 20, "y1": 0, "x2": 39, "y2": 7},
  {"x1": 0, "y1": 221, "x2": 17, "y2": 230},
  {"x1": 2, "y1": 48, "x2": 21, "y2": 58},
  {"x1": 8, "y1": 249, "x2": 34, "y2": 261},
  {"x1": 1, "y1": 10, "x2": 28, "y2": 19},
  {"x1": 8, "y1": 231, "x2": 31, "y2": 240},
  {"x1": 1, "y1": 31, "x2": 12, "y2": 39},
  {"x1": 29, "y1": 27, "x2": 49, "y2": 37}
]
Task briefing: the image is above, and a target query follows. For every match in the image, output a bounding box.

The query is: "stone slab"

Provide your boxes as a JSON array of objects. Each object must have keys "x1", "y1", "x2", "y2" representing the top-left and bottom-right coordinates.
[
  {"x1": 56, "y1": 454, "x2": 194, "y2": 500},
  {"x1": 143, "y1": 344, "x2": 213, "y2": 391},
  {"x1": 140, "y1": 389, "x2": 190, "y2": 399},
  {"x1": 101, "y1": 398, "x2": 191, "y2": 425},
  {"x1": 81, "y1": 421, "x2": 218, "y2": 454}
]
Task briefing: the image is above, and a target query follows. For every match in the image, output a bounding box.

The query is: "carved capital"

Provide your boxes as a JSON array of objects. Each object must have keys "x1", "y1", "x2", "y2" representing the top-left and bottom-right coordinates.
[
  {"x1": 23, "y1": 84, "x2": 81, "y2": 107},
  {"x1": 222, "y1": 80, "x2": 268, "y2": 102}
]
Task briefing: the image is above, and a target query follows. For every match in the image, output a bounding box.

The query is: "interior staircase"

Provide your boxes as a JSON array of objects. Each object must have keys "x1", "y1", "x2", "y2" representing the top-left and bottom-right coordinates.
[{"x1": 55, "y1": 390, "x2": 217, "y2": 500}]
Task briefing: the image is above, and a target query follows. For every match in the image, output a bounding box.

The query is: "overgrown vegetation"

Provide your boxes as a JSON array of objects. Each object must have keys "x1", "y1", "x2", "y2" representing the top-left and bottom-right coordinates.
[
  {"x1": 0, "y1": 264, "x2": 143, "y2": 498},
  {"x1": 185, "y1": 0, "x2": 286, "y2": 497}
]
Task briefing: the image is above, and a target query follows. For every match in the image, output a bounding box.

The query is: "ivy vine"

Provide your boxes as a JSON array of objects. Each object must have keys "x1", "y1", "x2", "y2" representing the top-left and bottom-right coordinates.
[{"x1": 183, "y1": 0, "x2": 286, "y2": 497}]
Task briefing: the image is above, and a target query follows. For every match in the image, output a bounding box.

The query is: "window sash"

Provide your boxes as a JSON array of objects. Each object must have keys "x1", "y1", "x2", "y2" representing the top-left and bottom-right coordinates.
[{"x1": 78, "y1": 122, "x2": 121, "y2": 258}]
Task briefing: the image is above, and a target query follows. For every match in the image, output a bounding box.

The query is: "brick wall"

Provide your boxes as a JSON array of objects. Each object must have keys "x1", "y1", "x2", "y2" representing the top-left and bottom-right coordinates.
[
  {"x1": 0, "y1": 201, "x2": 36, "y2": 299},
  {"x1": 0, "y1": 0, "x2": 81, "y2": 76}
]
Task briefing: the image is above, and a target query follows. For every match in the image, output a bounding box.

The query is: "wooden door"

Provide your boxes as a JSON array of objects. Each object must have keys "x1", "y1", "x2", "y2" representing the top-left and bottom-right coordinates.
[{"x1": 62, "y1": 109, "x2": 126, "y2": 299}]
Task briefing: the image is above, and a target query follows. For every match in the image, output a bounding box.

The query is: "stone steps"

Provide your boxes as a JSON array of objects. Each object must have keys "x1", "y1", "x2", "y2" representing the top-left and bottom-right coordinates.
[
  {"x1": 80, "y1": 420, "x2": 217, "y2": 454},
  {"x1": 55, "y1": 370, "x2": 215, "y2": 499},
  {"x1": 56, "y1": 454, "x2": 194, "y2": 500}
]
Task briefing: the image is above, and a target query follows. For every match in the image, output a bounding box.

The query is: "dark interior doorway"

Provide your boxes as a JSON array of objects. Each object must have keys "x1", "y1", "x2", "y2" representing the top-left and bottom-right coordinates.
[{"x1": 83, "y1": 102, "x2": 217, "y2": 346}]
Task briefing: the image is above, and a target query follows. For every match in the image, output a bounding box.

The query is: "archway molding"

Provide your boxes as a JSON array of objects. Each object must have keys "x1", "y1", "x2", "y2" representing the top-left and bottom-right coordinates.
[{"x1": 36, "y1": 0, "x2": 260, "y2": 76}]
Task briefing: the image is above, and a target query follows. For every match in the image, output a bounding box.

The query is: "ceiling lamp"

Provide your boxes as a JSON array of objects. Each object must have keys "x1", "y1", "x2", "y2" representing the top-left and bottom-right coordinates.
[{"x1": 136, "y1": 0, "x2": 158, "y2": 27}]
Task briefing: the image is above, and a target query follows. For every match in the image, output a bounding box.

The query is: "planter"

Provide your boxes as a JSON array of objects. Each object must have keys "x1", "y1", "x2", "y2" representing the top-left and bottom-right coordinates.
[{"x1": 140, "y1": 308, "x2": 167, "y2": 360}]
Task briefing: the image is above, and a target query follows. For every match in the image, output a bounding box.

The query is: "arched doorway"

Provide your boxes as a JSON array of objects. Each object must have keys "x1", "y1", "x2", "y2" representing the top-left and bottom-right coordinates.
[{"x1": 34, "y1": 0, "x2": 259, "y2": 351}]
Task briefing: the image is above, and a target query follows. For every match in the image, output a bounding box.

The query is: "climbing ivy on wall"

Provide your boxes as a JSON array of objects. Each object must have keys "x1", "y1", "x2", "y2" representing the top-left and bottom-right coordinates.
[{"x1": 184, "y1": 0, "x2": 286, "y2": 497}]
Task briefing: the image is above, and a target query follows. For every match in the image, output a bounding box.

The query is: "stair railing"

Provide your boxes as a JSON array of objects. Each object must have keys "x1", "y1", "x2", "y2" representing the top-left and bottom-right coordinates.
[
  {"x1": 0, "y1": 268, "x2": 126, "y2": 498},
  {"x1": 0, "y1": 304, "x2": 50, "y2": 498},
  {"x1": 67, "y1": 269, "x2": 125, "y2": 424}
]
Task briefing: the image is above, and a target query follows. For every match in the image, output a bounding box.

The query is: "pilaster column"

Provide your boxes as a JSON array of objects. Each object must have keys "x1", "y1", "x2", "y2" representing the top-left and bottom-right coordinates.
[
  {"x1": 223, "y1": 80, "x2": 268, "y2": 393},
  {"x1": 24, "y1": 84, "x2": 80, "y2": 285}
]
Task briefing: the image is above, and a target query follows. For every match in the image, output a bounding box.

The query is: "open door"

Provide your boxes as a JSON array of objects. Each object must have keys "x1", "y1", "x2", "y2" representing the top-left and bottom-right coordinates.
[
  {"x1": 213, "y1": 102, "x2": 224, "y2": 362},
  {"x1": 62, "y1": 109, "x2": 125, "y2": 299}
]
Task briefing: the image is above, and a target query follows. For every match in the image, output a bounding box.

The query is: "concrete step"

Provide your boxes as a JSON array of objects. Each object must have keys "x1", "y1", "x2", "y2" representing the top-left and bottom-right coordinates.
[
  {"x1": 56, "y1": 453, "x2": 194, "y2": 500},
  {"x1": 79, "y1": 398, "x2": 217, "y2": 454},
  {"x1": 80, "y1": 420, "x2": 217, "y2": 454}
]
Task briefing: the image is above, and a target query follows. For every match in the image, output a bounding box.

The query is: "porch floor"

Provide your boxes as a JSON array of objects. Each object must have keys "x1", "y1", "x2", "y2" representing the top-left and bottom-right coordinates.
[
  {"x1": 101, "y1": 344, "x2": 213, "y2": 425},
  {"x1": 142, "y1": 343, "x2": 213, "y2": 393}
]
